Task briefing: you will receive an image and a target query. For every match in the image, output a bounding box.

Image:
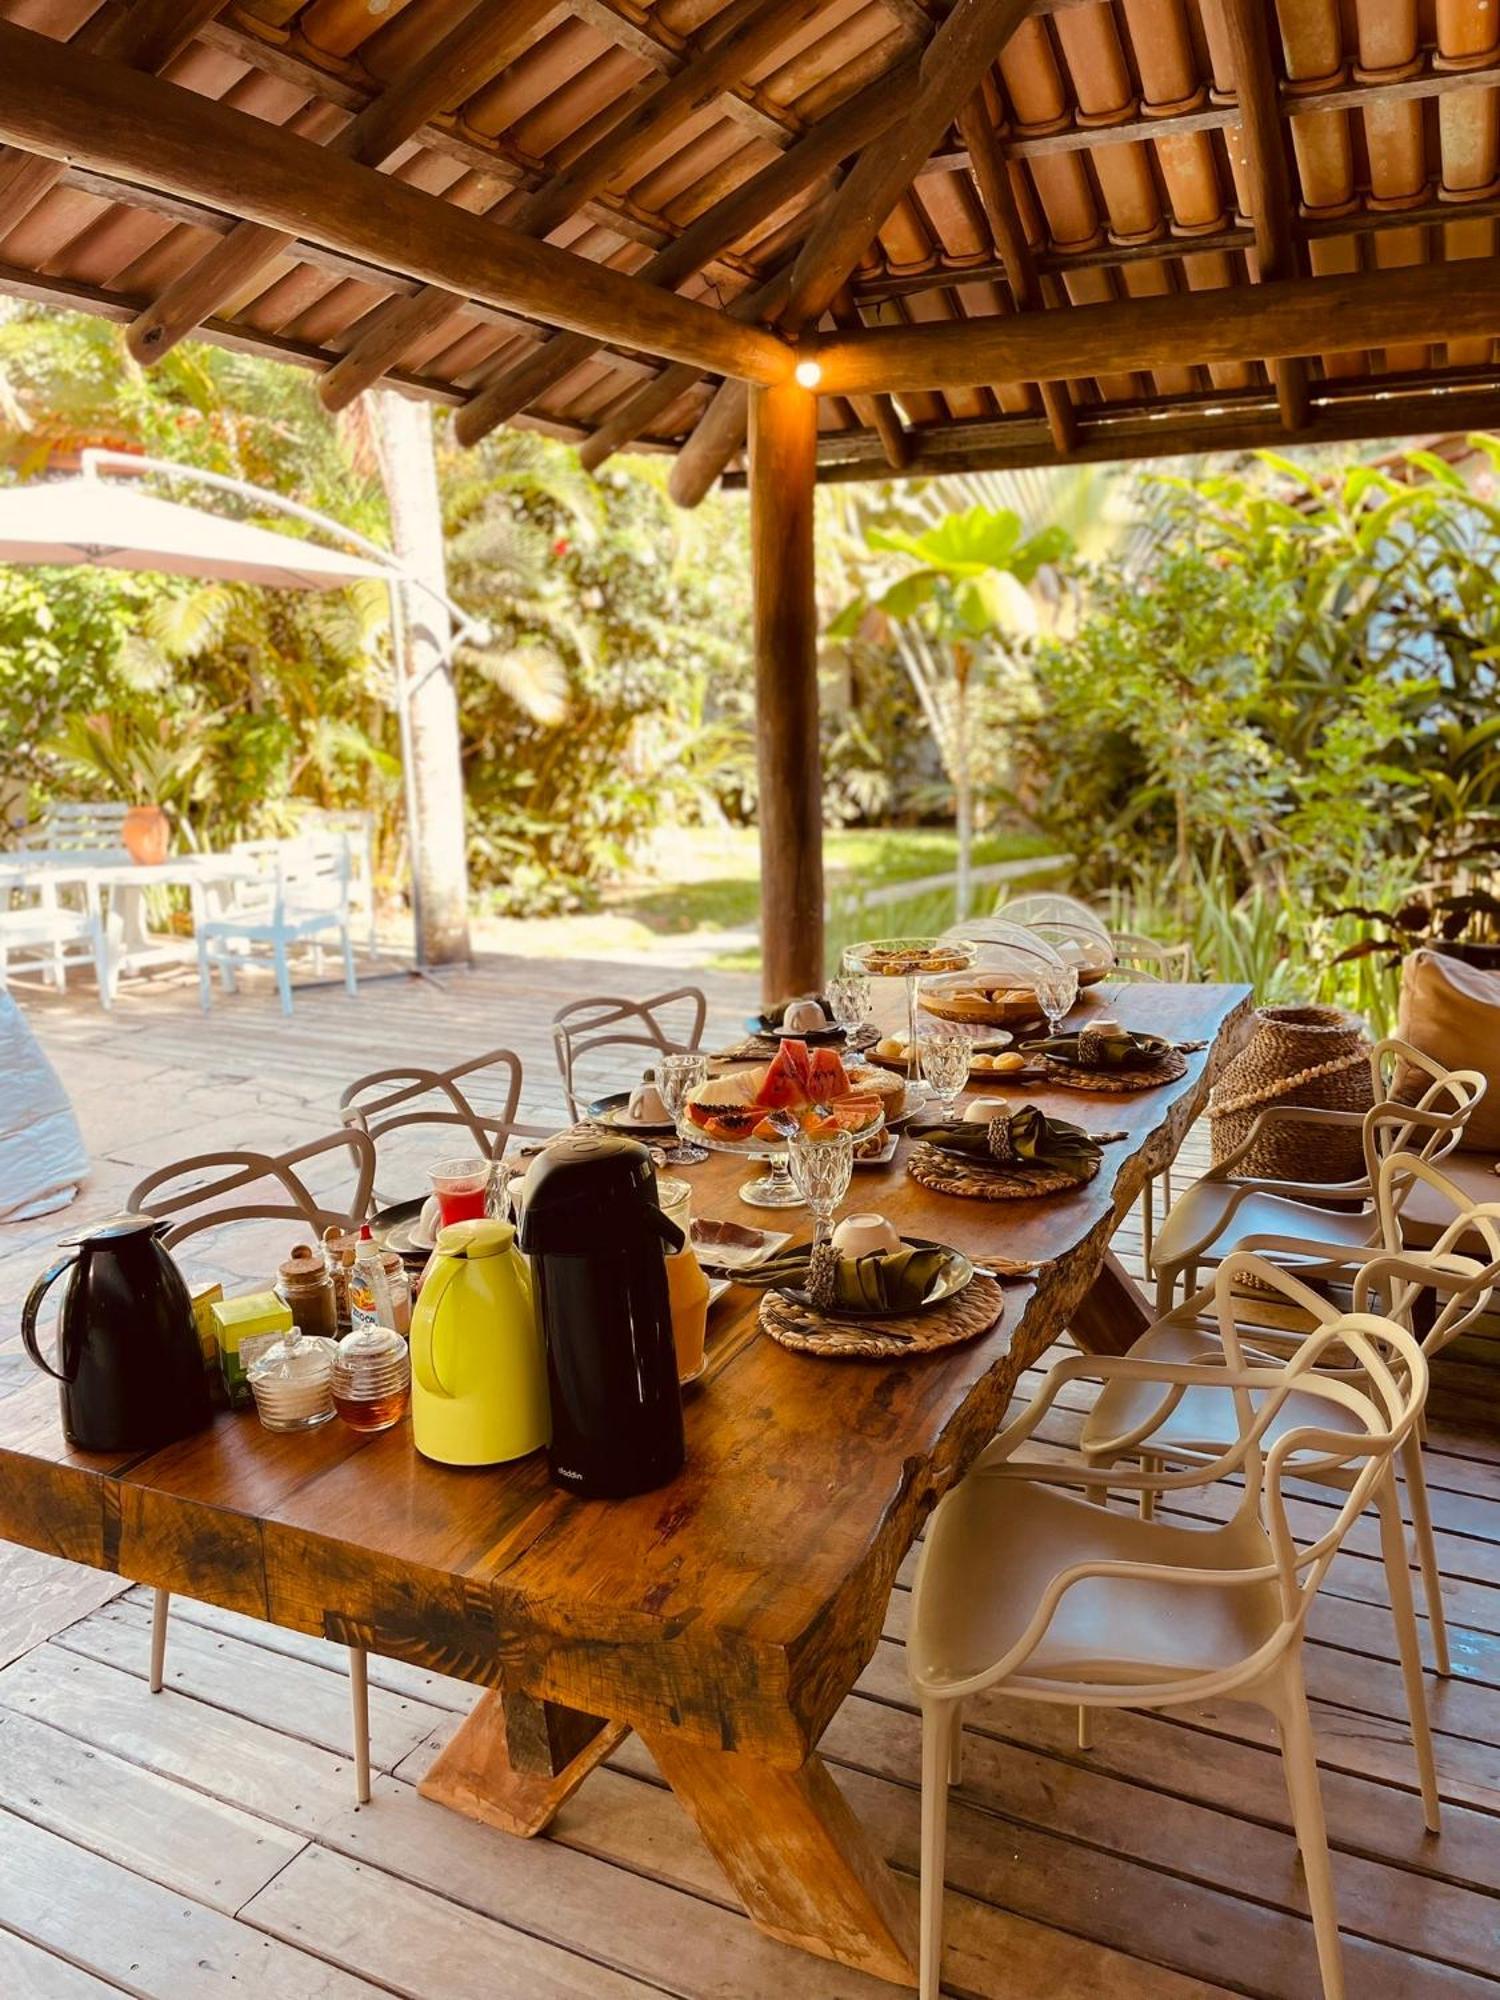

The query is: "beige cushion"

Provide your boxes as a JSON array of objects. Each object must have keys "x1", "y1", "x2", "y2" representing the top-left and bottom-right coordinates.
[
  {"x1": 1396, "y1": 949, "x2": 1500, "y2": 1153},
  {"x1": 1397, "y1": 1149, "x2": 1500, "y2": 1250}
]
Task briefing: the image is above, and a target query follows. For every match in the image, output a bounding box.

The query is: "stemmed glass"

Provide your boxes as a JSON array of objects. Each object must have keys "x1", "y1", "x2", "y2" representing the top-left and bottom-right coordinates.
[
  {"x1": 789, "y1": 1124, "x2": 854, "y2": 1244},
  {"x1": 1032, "y1": 962, "x2": 1080, "y2": 1039},
  {"x1": 919, "y1": 1029, "x2": 972, "y2": 1119},
  {"x1": 828, "y1": 969, "x2": 872, "y2": 1043},
  {"x1": 658, "y1": 1051, "x2": 709, "y2": 1165}
]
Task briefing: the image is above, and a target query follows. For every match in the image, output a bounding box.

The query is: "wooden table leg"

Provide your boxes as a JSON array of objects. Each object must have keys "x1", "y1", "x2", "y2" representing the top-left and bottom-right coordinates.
[
  {"x1": 418, "y1": 1689, "x2": 627, "y2": 1837},
  {"x1": 1068, "y1": 1247, "x2": 1153, "y2": 1356},
  {"x1": 643, "y1": 1731, "x2": 918, "y2": 1987}
]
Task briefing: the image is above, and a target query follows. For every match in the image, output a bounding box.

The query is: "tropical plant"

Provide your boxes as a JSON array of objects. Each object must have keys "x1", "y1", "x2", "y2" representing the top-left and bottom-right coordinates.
[{"x1": 830, "y1": 504, "x2": 1071, "y2": 915}]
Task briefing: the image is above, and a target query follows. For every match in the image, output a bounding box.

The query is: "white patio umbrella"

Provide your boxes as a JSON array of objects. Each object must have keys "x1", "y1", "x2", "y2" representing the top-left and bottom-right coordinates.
[
  {"x1": 0, "y1": 477, "x2": 388, "y2": 588},
  {"x1": 1, "y1": 457, "x2": 484, "y2": 966}
]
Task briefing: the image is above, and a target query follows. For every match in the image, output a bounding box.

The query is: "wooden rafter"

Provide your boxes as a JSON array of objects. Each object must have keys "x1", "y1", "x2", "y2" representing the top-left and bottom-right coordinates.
[
  {"x1": 0, "y1": 23, "x2": 790, "y2": 387},
  {"x1": 830, "y1": 287, "x2": 909, "y2": 470},
  {"x1": 450, "y1": 58, "x2": 918, "y2": 448},
  {"x1": 0, "y1": 0, "x2": 228, "y2": 231},
  {"x1": 316, "y1": 0, "x2": 829, "y2": 413},
  {"x1": 669, "y1": 0, "x2": 1039, "y2": 506},
  {"x1": 812, "y1": 256, "x2": 1500, "y2": 393},
  {"x1": 1218, "y1": 0, "x2": 1308, "y2": 431},
  {"x1": 956, "y1": 93, "x2": 1076, "y2": 455},
  {"x1": 126, "y1": 0, "x2": 559, "y2": 365}
]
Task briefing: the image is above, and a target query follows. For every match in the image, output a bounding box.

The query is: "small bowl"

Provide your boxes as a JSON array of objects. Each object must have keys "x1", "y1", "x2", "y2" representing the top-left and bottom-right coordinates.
[{"x1": 831, "y1": 1211, "x2": 902, "y2": 1257}]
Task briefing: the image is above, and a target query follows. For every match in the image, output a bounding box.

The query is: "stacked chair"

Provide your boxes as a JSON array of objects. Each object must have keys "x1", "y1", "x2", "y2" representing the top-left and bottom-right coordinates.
[{"x1": 910, "y1": 1042, "x2": 1494, "y2": 2000}]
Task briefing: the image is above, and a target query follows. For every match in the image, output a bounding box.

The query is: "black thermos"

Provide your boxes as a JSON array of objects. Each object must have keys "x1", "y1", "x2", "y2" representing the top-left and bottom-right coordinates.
[{"x1": 517, "y1": 1134, "x2": 685, "y2": 1499}]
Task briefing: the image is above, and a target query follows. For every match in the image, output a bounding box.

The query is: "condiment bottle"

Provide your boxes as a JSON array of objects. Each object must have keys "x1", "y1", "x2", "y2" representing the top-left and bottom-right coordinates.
[
  {"x1": 379, "y1": 1250, "x2": 411, "y2": 1336},
  {"x1": 656, "y1": 1175, "x2": 709, "y2": 1383},
  {"x1": 331, "y1": 1324, "x2": 411, "y2": 1432},
  {"x1": 322, "y1": 1225, "x2": 353, "y2": 1328},
  {"x1": 277, "y1": 1244, "x2": 338, "y2": 1342},
  {"x1": 348, "y1": 1224, "x2": 394, "y2": 1332},
  {"x1": 246, "y1": 1326, "x2": 337, "y2": 1432}
]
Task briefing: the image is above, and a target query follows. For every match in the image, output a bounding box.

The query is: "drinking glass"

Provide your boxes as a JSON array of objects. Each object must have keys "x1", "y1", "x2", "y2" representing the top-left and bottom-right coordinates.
[
  {"x1": 789, "y1": 1125, "x2": 854, "y2": 1244},
  {"x1": 919, "y1": 1030, "x2": 972, "y2": 1118},
  {"x1": 428, "y1": 1157, "x2": 492, "y2": 1227},
  {"x1": 828, "y1": 970, "x2": 872, "y2": 1040},
  {"x1": 658, "y1": 1051, "x2": 710, "y2": 1165},
  {"x1": 1032, "y1": 962, "x2": 1080, "y2": 1038}
]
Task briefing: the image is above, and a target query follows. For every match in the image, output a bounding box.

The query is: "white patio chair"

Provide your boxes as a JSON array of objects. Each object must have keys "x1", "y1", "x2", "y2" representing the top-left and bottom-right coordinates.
[
  {"x1": 1108, "y1": 928, "x2": 1195, "y2": 982},
  {"x1": 197, "y1": 835, "x2": 357, "y2": 1015},
  {"x1": 297, "y1": 805, "x2": 377, "y2": 955},
  {"x1": 552, "y1": 985, "x2": 708, "y2": 1122},
  {"x1": 128, "y1": 1127, "x2": 377, "y2": 1802},
  {"x1": 19, "y1": 800, "x2": 131, "y2": 857},
  {"x1": 910, "y1": 1258, "x2": 1428, "y2": 2000},
  {"x1": 0, "y1": 871, "x2": 114, "y2": 1008},
  {"x1": 1151, "y1": 1038, "x2": 1486, "y2": 1313},
  {"x1": 1091, "y1": 1151, "x2": 1500, "y2": 1682}
]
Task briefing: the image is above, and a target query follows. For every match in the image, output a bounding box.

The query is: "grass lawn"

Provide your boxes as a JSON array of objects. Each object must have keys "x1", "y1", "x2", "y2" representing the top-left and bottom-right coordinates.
[{"x1": 613, "y1": 825, "x2": 1060, "y2": 938}]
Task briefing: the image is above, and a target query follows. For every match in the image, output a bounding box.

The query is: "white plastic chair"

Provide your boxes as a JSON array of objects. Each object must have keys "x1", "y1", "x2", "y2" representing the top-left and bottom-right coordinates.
[
  {"x1": 909, "y1": 1258, "x2": 1428, "y2": 2000},
  {"x1": 128, "y1": 1127, "x2": 377, "y2": 1801},
  {"x1": 1108, "y1": 929, "x2": 1195, "y2": 982},
  {"x1": 552, "y1": 985, "x2": 707, "y2": 1122},
  {"x1": 0, "y1": 871, "x2": 114, "y2": 1008},
  {"x1": 1151, "y1": 1039, "x2": 1486, "y2": 1313},
  {"x1": 197, "y1": 835, "x2": 357, "y2": 1015}
]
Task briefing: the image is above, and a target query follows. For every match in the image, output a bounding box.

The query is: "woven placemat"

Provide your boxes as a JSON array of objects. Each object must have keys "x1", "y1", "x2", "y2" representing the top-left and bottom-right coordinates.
[
  {"x1": 760, "y1": 1272, "x2": 1004, "y2": 1358},
  {"x1": 1037, "y1": 1047, "x2": 1189, "y2": 1093},
  {"x1": 712, "y1": 1024, "x2": 879, "y2": 1063},
  {"x1": 907, "y1": 1142, "x2": 1100, "y2": 1201}
]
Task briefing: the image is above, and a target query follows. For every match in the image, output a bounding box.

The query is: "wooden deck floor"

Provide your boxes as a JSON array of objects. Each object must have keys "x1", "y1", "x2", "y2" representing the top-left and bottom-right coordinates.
[{"x1": 2, "y1": 958, "x2": 1497, "y2": 1998}]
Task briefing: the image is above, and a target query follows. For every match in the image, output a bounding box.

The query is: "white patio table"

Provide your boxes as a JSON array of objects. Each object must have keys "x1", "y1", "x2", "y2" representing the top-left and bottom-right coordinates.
[{"x1": 0, "y1": 852, "x2": 255, "y2": 976}]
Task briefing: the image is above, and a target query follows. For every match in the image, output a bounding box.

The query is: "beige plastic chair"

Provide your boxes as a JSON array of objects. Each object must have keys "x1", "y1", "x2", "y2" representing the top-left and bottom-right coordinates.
[
  {"x1": 909, "y1": 1258, "x2": 1428, "y2": 2000},
  {"x1": 128, "y1": 1126, "x2": 377, "y2": 1802},
  {"x1": 1151, "y1": 1038, "x2": 1486, "y2": 1313},
  {"x1": 552, "y1": 984, "x2": 707, "y2": 1122},
  {"x1": 339, "y1": 1047, "x2": 552, "y2": 1207},
  {"x1": 1108, "y1": 929, "x2": 1195, "y2": 982}
]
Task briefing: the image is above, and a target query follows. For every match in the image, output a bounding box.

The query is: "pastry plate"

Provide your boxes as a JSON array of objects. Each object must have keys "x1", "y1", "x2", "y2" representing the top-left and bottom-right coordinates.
[
  {"x1": 370, "y1": 1197, "x2": 437, "y2": 1260},
  {"x1": 691, "y1": 1216, "x2": 792, "y2": 1272},
  {"x1": 587, "y1": 1091, "x2": 677, "y2": 1136},
  {"x1": 865, "y1": 1032, "x2": 1013, "y2": 1071},
  {"x1": 852, "y1": 1130, "x2": 899, "y2": 1168},
  {"x1": 774, "y1": 1236, "x2": 974, "y2": 1319}
]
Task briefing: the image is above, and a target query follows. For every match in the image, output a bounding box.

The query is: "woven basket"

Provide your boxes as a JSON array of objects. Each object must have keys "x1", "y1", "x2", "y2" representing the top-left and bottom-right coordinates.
[{"x1": 1209, "y1": 1005, "x2": 1373, "y2": 1183}]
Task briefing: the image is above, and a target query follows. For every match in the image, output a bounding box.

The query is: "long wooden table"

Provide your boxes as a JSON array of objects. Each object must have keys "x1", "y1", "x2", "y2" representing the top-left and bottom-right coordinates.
[{"x1": 0, "y1": 980, "x2": 1251, "y2": 1988}]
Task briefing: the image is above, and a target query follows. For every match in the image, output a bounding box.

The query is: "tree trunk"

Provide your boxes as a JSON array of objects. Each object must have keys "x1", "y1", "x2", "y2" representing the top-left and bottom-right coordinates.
[{"x1": 373, "y1": 387, "x2": 471, "y2": 966}]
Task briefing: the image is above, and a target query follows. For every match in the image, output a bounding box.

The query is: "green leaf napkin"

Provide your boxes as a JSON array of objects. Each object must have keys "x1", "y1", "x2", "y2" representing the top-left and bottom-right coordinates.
[
  {"x1": 1022, "y1": 1024, "x2": 1172, "y2": 1069},
  {"x1": 912, "y1": 1103, "x2": 1103, "y2": 1172},
  {"x1": 746, "y1": 1242, "x2": 948, "y2": 1314}
]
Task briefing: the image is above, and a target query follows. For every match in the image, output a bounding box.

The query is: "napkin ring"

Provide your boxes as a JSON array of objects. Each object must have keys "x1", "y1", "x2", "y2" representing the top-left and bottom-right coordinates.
[
  {"x1": 986, "y1": 1118, "x2": 1018, "y2": 1163},
  {"x1": 1076, "y1": 1027, "x2": 1109, "y2": 1065},
  {"x1": 808, "y1": 1241, "x2": 839, "y2": 1314}
]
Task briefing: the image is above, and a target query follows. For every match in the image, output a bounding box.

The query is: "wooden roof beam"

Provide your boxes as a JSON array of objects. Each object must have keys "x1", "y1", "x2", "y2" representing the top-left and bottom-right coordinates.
[
  {"x1": 451, "y1": 58, "x2": 917, "y2": 448},
  {"x1": 812, "y1": 256, "x2": 1500, "y2": 393},
  {"x1": 831, "y1": 288, "x2": 909, "y2": 469},
  {"x1": 0, "y1": 23, "x2": 791, "y2": 387},
  {"x1": 0, "y1": 0, "x2": 228, "y2": 232},
  {"x1": 956, "y1": 93, "x2": 1075, "y2": 454},
  {"x1": 1219, "y1": 0, "x2": 1307, "y2": 430},
  {"x1": 126, "y1": 0, "x2": 558, "y2": 365},
  {"x1": 668, "y1": 0, "x2": 1039, "y2": 506},
  {"x1": 318, "y1": 0, "x2": 826, "y2": 412}
]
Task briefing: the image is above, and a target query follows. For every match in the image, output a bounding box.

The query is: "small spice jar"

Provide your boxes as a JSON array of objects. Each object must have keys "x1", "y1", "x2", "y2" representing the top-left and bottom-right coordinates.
[
  {"x1": 278, "y1": 1244, "x2": 339, "y2": 1342},
  {"x1": 379, "y1": 1250, "x2": 412, "y2": 1336},
  {"x1": 331, "y1": 1323, "x2": 411, "y2": 1433},
  {"x1": 246, "y1": 1326, "x2": 337, "y2": 1432},
  {"x1": 322, "y1": 1225, "x2": 355, "y2": 1328}
]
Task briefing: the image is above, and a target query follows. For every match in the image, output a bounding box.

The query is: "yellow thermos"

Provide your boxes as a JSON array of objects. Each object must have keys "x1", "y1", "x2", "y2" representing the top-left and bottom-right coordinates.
[{"x1": 409, "y1": 1218, "x2": 549, "y2": 1466}]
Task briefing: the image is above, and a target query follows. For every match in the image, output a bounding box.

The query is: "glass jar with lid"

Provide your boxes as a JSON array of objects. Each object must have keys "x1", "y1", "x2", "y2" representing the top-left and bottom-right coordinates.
[
  {"x1": 277, "y1": 1244, "x2": 338, "y2": 1342},
  {"x1": 331, "y1": 1323, "x2": 411, "y2": 1433},
  {"x1": 246, "y1": 1326, "x2": 338, "y2": 1432}
]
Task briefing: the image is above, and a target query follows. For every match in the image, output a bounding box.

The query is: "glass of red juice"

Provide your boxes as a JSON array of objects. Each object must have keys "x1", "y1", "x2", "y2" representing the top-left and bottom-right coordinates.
[{"x1": 428, "y1": 1157, "x2": 492, "y2": 1227}]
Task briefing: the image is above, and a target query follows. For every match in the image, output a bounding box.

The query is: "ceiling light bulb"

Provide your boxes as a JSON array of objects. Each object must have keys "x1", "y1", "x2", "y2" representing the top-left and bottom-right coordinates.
[{"x1": 794, "y1": 356, "x2": 823, "y2": 390}]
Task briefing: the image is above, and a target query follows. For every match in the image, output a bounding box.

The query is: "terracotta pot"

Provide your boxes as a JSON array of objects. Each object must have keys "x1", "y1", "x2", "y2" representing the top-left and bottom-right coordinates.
[{"x1": 122, "y1": 804, "x2": 170, "y2": 866}]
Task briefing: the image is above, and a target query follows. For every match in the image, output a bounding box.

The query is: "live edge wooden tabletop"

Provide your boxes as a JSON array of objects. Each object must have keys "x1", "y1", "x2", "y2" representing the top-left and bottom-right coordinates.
[{"x1": 0, "y1": 980, "x2": 1252, "y2": 1987}]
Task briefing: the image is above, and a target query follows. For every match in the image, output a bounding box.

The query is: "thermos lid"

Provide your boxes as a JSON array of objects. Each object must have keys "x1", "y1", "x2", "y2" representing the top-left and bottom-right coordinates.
[
  {"x1": 516, "y1": 1134, "x2": 683, "y2": 1256},
  {"x1": 58, "y1": 1211, "x2": 166, "y2": 1248},
  {"x1": 434, "y1": 1217, "x2": 516, "y2": 1260}
]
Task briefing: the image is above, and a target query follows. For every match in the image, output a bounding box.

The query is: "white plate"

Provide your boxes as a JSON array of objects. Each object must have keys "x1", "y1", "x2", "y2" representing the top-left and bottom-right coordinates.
[
  {"x1": 691, "y1": 1217, "x2": 792, "y2": 1272},
  {"x1": 851, "y1": 1130, "x2": 899, "y2": 1168}
]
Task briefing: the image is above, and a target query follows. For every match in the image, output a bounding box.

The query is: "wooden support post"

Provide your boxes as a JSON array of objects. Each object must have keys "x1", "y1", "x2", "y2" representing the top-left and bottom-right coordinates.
[
  {"x1": 418, "y1": 1689, "x2": 628, "y2": 1837},
  {"x1": 750, "y1": 380, "x2": 824, "y2": 1007}
]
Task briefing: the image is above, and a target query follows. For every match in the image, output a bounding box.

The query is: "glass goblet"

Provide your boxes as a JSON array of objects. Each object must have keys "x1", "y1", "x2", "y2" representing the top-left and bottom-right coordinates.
[
  {"x1": 789, "y1": 1124, "x2": 855, "y2": 1244},
  {"x1": 658, "y1": 1052, "x2": 709, "y2": 1165},
  {"x1": 828, "y1": 970, "x2": 872, "y2": 1041},
  {"x1": 1032, "y1": 963, "x2": 1080, "y2": 1039},
  {"x1": 919, "y1": 1029, "x2": 972, "y2": 1119}
]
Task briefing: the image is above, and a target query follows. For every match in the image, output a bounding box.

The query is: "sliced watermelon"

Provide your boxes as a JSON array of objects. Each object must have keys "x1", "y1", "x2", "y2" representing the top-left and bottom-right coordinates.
[
  {"x1": 755, "y1": 1039, "x2": 812, "y2": 1109},
  {"x1": 805, "y1": 1046, "x2": 851, "y2": 1103}
]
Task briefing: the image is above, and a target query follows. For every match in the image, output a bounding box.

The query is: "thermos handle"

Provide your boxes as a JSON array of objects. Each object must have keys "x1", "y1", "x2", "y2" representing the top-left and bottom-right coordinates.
[
  {"x1": 410, "y1": 1253, "x2": 462, "y2": 1401},
  {"x1": 22, "y1": 1254, "x2": 80, "y2": 1384}
]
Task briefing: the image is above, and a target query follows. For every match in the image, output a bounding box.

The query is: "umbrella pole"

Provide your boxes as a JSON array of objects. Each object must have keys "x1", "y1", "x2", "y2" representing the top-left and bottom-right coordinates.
[{"x1": 390, "y1": 577, "x2": 428, "y2": 973}]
